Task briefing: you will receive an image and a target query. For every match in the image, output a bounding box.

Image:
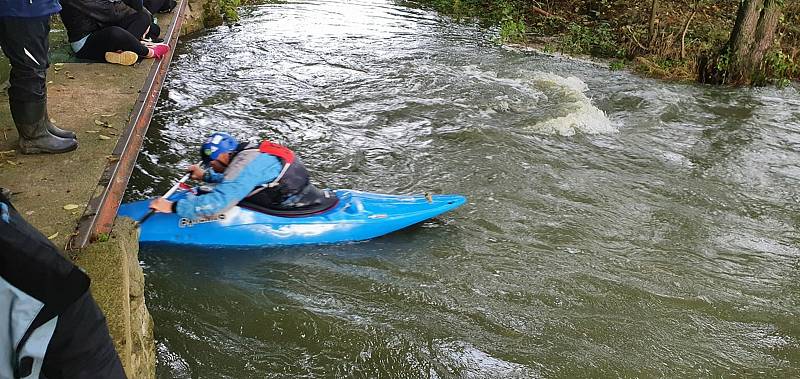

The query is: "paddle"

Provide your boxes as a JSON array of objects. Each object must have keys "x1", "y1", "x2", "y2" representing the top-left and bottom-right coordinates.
[{"x1": 135, "y1": 170, "x2": 192, "y2": 228}]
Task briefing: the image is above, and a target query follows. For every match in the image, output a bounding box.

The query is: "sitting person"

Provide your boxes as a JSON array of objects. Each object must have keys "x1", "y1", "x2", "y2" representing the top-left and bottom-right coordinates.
[
  {"x1": 59, "y1": 0, "x2": 169, "y2": 66},
  {"x1": 144, "y1": 0, "x2": 177, "y2": 14},
  {"x1": 149, "y1": 132, "x2": 338, "y2": 218}
]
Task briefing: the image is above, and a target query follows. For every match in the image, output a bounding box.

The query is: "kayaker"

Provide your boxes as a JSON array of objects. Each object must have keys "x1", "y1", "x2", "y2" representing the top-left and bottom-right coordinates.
[{"x1": 148, "y1": 132, "x2": 337, "y2": 219}]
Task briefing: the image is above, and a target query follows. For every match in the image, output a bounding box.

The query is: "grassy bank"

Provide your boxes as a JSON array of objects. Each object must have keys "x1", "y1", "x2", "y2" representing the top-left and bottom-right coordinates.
[{"x1": 411, "y1": 0, "x2": 799, "y2": 85}]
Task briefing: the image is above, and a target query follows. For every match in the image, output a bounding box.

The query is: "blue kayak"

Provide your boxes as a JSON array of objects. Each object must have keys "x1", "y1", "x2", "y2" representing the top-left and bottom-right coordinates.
[{"x1": 117, "y1": 189, "x2": 466, "y2": 248}]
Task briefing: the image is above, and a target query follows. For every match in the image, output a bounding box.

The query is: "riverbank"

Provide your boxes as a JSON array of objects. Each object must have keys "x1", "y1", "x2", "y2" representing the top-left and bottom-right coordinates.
[
  {"x1": 0, "y1": 0, "x2": 226, "y2": 376},
  {"x1": 410, "y1": 0, "x2": 799, "y2": 85}
]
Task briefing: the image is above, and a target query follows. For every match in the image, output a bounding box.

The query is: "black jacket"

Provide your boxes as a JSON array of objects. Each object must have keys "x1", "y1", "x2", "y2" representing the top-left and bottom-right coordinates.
[
  {"x1": 59, "y1": 0, "x2": 144, "y2": 42},
  {"x1": 0, "y1": 193, "x2": 126, "y2": 378}
]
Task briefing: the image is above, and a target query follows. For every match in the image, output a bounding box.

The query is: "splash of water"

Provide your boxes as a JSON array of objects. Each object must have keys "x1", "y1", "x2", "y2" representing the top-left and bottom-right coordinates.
[{"x1": 528, "y1": 72, "x2": 616, "y2": 136}]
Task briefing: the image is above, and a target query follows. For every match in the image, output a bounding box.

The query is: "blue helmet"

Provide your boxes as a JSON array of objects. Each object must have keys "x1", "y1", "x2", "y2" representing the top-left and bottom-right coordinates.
[{"x1": 200, "y1": 132, "x2": 238, "y2": 164}]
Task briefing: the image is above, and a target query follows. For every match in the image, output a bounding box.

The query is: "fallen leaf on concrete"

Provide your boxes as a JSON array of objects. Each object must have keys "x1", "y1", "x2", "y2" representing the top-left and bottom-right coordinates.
[
  {"x1": 66, "y1": 73, "x2": 75, "y2": 79},
  {"x1": 0, "y1": 150, "x2": 15, "y2": 156},
  {"x1": 54, "y1": 63, "x2": 64, "y2": 68},
  {"x1": 85, "y1": 130, "x2": 99, "y2": 133},
  {"x1": 6, "y1": 160, "x2": 18, "y2": 166},
  {"x1": 103, "y1": 123, "x2": 113, "y2": 128},
  {"x1": 25, "y1": 210, "x2": 34, "y2": 216},
  {"x1": 47, "y1": 232, "x2": 59, "y2": 240},
  {"x1": 63, "y1": 204, "x2": 80, "y2": 210},
  {"x1": 94, "y1": 119, "x2": 105, "y2": 126},
  {"x1": 101, "y1": 113, "x2": 117, "y2": 117},
  {"x1": 106, "y1": 155, "x2": 119, "y2": 162},
  {"x1": 48, "y1": 81, "x2": 53, "y2": 84},
  {"x1": 99, "y1": 135, "x2": 111, "y2": 140}
]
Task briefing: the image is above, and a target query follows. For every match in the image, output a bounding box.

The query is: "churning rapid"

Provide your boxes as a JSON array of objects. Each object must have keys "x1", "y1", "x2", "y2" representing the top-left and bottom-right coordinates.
[{"x1": 126, "y1": 0, "x2": 800, "y2": 376}]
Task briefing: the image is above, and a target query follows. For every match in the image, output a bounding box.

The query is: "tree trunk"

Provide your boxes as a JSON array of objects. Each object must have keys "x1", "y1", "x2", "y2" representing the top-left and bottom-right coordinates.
[
  {"x1": 700, "y1": 0, "x2": 782, "y2": 84},
  {"x1": 648, "y1": 0, "x2": 659, "y2": 46}
]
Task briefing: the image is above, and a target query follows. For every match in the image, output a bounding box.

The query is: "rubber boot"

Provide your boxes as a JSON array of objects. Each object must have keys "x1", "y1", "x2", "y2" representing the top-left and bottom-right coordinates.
[
  {"x1": 44, "y1": 100, "x2": 77, "y2": 139},
  {"x1": 10, "y1": 100, "x2": 78, "y2": 154}
]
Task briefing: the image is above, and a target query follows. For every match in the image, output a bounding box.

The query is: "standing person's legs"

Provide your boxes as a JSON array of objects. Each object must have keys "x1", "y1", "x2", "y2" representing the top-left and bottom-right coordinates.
[{"x1": 0, "y1": 16, "x2": 77, "y2": 154}]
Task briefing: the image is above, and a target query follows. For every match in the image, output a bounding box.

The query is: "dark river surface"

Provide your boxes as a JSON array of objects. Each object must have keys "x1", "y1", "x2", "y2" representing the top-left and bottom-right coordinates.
[{"x1": 126, "y1": 0, "x2": 800, "y2": 377}]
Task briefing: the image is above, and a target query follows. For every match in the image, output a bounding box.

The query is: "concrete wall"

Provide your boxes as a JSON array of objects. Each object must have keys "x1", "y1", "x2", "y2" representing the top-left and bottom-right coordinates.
[
  {"x1": 75, "y1": 219, "x2": 155, "y2": 379},
  {"x1": 181, "y1": 0, "x2": 225, "y2": 36}
]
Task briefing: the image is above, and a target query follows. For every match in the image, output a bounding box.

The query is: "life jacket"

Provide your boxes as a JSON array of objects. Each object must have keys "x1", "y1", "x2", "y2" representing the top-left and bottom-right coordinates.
[{"x1": 238, "y1": 141, "x2": 338, "y2": 216}]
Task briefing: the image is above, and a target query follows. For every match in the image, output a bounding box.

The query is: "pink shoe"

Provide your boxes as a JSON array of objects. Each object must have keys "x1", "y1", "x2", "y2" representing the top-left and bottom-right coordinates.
[{"x1": 148, "y1": 43, "x2": 170, "y2": 59}]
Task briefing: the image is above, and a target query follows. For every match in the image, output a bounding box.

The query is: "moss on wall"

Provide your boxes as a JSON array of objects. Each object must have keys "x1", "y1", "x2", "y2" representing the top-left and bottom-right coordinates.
[{"x1": 74, "y1": 219, "x2": 155, "y2": 379}]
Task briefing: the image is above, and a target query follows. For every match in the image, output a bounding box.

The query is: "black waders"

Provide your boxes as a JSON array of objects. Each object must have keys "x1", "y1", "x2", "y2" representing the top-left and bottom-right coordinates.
[{"x1": 10, "y1": 100, "x2": 78, "y2": 154}]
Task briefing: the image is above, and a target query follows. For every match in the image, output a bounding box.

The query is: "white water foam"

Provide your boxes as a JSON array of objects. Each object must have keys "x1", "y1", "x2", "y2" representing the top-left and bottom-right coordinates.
[{"x1": 527, "y1": 72, "x2": 616, "y2": 136}]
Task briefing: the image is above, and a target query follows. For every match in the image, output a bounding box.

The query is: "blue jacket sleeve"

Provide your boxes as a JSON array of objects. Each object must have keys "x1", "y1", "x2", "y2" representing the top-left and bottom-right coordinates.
[
  {"x1": 175, "y1": 154, "x2": 282, "y2": 219},
  {"x1": 202, "y1": 169, "x2": 225, "y2": 183}
]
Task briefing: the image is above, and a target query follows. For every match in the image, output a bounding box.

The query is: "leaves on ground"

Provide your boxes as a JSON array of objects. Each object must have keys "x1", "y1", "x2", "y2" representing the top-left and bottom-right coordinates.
[
  {"x1": 63, "y1": 204, "x2": 81, "y2": 210},
  {"x1": 47, "y1": 232, "x2": 59, "y2": 240},
  {"x1": 95, "y1": 119, "x2": 114, "y2": 128},
  {"x1": 99, "y1": 135, "x2": 111, "y2": 140}
]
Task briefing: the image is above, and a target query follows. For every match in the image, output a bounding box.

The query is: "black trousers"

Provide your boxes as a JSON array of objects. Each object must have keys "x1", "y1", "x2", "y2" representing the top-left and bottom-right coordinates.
[
  {"x1": 74, "y1": 10, "x2": 151, "y2": 61},
  {"x1": 143, "y1": 0, "x2": 166, "y2": 14},
  {"x1": 0, "y1": 16, "x2": 50, "y2": 103}
]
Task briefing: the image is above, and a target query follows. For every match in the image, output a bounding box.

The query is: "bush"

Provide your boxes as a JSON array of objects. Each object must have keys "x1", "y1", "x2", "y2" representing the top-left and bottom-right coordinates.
[{"x1": 560, "y1": 22, "x2": 623, "y2": 58}]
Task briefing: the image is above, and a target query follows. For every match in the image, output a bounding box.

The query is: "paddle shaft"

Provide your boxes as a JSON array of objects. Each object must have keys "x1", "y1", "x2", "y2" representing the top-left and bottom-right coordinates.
[{"x1": 135, "y1": 171, "x2": 192, "y2": 227}]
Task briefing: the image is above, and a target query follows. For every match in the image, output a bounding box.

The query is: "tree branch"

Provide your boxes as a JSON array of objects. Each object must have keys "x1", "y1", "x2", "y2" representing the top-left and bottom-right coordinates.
[
  {"x1": 681, "y1": 1, "x2": 700, "y2": 59},
  {"x1": 626, "y1": 26, "x2": 649, "y2": 51},
  {"x1": 530, "y1": 5, "x2": 552, "y2": 18}
]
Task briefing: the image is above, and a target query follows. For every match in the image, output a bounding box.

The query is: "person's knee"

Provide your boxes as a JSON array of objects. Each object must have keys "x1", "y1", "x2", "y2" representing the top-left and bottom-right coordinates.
[
  {"x1": 106, "y1": 26, "x2": 129, "y2": 42},
  {"x1": 8, "y1": 66, "x2": 46, "y2": 101},
  {"x1": 135, "y1": 9, "x2": 152, "y2": 25}
]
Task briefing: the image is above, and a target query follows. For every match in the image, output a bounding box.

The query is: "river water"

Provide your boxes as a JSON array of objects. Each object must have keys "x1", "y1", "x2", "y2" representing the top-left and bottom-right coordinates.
[{"x1": 126, "y1": 0, "x2": 800, "y2": 376}]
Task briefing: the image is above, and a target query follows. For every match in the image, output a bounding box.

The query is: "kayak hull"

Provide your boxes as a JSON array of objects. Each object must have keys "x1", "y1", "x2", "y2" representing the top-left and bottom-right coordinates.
[{"x1": 117, "y1": 189, "x2": 466, "y2": 248}]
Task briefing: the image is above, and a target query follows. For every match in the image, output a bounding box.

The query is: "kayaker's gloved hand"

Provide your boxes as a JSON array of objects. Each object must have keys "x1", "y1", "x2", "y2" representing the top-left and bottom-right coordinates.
[
  {"x1": 149, "y1": 198, "x2": 175, "y2": 213},
  {"x1": 187, "y1": 165, "x2": 206, "y2": 181}
]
